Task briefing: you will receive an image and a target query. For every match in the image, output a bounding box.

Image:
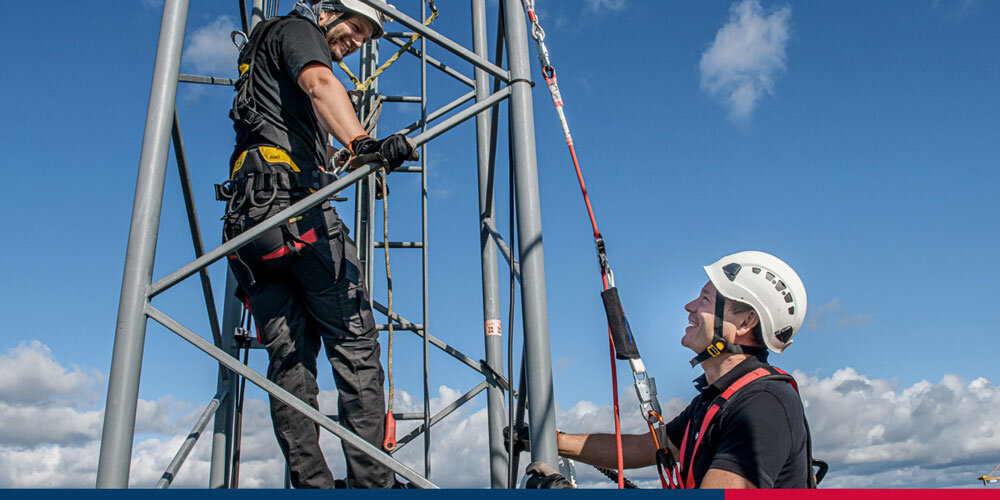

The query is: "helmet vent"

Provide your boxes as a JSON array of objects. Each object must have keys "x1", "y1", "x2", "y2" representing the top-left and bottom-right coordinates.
[
  {"x1": 752, "y1": 267, "x2": 761, "y2": 274},
  {"x1": 784, "y1": 293, "x2": 794, "y2": 304},
  {"x1": 722, "y1": 263, "x2": 741, "y2": 281},
  {"x1": 775, "y1": 280, "x2": 786, "y2": 292},
  {"x1": 775, "y1": 326, "x2": 794, "y2": 343},
  {"x1": 765, "y1": 271, "x2": 775, "y2": 281},
  {"x1": 788, "y1": 306, "x2": 794, "y2": 315}
]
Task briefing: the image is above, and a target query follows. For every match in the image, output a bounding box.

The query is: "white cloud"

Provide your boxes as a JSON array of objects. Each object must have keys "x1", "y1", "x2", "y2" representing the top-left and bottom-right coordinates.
[
  {"x1": 699, "y1": 0, "x2": 791, "y2": 124},
  {"x1": 183, "y1": 16, "x2": 240, "y2": 76},
  {"x1": 805, "y1": 297, "x2": 874, "y2": 331},
  {"x1": 932, "y1": 0, "x2": 981, "y2": 20},
  {"x1": 585, "y1": 0, "x2": 627, "y2": 13},
  {"x1": 796, "y1": 368, "x2": 1000, "y2": 488},
  {"x1": 3, "y1": 341, "x2": 998, "y2": 488},
  {"x1": 0, "y1": 341, "x2": 98, "y2": 404}
]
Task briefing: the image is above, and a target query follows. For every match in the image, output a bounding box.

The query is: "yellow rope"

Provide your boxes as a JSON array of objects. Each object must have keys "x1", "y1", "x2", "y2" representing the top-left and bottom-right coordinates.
[
  {"x1": 381, "y1": 167, "x2": 393, "y2": 414},
  {"x1": 337, "y1": 9, "x2": 439, "y2": 92}
]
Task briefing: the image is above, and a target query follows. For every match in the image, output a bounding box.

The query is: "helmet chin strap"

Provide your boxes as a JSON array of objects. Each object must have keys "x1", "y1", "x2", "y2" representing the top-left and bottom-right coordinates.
[{"x1": 689, "y1": 291, "x2": 767, "y2": 368}]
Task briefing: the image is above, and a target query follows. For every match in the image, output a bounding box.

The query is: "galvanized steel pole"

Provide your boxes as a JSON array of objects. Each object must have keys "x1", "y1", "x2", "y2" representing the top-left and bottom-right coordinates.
[
  {"x1": 96, "y1": 0, "x2": 189, "y2": 487},
  {"x1": 502, "y1": 0, "x2": 559, "y2": 469},
  {"x1": 209, "y1": 273, "x2": 241, "y2": 488},
  {"x1": 472, "y1": 0, "x2": 507, "y2": 487}
]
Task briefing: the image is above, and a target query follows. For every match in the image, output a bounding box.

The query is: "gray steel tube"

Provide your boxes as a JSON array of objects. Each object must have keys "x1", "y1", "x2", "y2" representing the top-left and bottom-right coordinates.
[
  {"x1": 483, "y1": 218, "x2": 522, "y2": 282},
  {"x1": 209, "y1": 272, "x2": 242, "y2": 488},
  {"x1": 383, "y1": 36, "x2": 476, "y2": 88},
  {"x1": 171, "y1": 108, "x2": 222, "y2": 348},
  {"x1": 420, "y1": 1, "x2": 431, "y2": 477},
  {"x1": 394, "y1": 90, "x2": 476, "y2": 137},
  {"x1": 96, "y1": 0, "x2": 190, "y2": 487},
  {"x1": 156, "y1": 389, "x2": 227, "y2": 489},
  {"x1": 360, "y1": 0, "x2": 509, "y2": 82},
  {"x1": 472, "y1": 0, "x2": 507, "y2": 488},
  {"x1": 502, "y1": 0, "x2": 559, "y2": 468},
  {"x1": 392, "y1": 381, "x2": 489, "y2": 452},
  {"x1": 145, "y1": 305, "x2": 439, "y2": 489}
]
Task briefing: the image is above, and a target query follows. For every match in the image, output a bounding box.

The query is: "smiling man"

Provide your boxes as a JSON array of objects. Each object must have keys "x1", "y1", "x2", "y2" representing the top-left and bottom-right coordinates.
[
  {"x1": 556, "y1": 251, "x2": 819, "y2": 489},
  {"x1": 218, "y1": 0, "x2": 416, "y2": 489}
]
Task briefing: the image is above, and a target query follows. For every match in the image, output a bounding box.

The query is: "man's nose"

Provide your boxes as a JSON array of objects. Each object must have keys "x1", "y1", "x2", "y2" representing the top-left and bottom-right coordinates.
[{"x1": 684, "y1": 300, "x2": 696, "y2": 313}]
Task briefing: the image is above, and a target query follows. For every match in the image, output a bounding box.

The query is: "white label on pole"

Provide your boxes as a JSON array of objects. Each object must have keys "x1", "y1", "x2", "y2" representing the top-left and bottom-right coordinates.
[{"x1": 485, "y1": 320, "x2": 502, "y2": 337}]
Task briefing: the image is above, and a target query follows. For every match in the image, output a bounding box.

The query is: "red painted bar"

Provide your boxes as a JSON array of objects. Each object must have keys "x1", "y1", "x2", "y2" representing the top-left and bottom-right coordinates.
[{"x1": 728, "y1": 489, "x2": 1000, "y2": 500}]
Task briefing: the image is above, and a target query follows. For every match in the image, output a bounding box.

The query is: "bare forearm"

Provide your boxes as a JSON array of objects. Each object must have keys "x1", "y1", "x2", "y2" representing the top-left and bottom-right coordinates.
[
  {"x1": 298, "y1": 63, "x2": 366, "y2": 148},
  {"x1": 558, "y1": 432, "x2": 658, "y2": 469}
]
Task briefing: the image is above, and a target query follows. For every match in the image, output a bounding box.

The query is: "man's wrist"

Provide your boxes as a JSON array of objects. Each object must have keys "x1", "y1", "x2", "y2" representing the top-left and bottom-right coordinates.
[{"x1": 349, "y1": 134, "x2": 375, "y2": 155}]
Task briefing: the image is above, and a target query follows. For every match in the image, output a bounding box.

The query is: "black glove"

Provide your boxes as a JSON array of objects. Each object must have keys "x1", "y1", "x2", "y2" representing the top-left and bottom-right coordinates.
[
  {"x1": 503, "y1": 424, "x2": 531, "y2": 454},
  {"x1": 525, "y1": 462, "x2": 574, "y2": 489},
  {"x1": 351, "y1": 134, "x2": 418, "y2": 171}
]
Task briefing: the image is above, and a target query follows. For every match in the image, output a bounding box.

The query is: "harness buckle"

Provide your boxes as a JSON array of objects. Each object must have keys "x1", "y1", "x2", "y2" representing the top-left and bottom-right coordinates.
[{"x1": 706, "y1": 341, "x2": 725, "y2": 357}]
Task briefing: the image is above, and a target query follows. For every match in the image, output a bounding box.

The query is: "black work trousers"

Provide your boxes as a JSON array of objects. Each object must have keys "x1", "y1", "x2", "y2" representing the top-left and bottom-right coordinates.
[{"x1": 223, "y1": 169, "x2": 392, "y2": 488}]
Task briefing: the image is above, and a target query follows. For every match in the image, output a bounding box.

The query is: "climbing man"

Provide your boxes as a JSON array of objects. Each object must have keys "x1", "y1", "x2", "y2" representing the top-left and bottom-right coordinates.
[
  {"x1": 218, "y1": 0, "x2": 416, "y2": 489},
  {"x1": 555, "y1": 251, "x2": 817, "y2": 488}
]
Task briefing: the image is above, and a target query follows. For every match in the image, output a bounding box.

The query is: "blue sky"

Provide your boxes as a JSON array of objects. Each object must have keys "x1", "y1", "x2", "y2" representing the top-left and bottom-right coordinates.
[{"x1": 0, "y1": 0, "x2": 998, "y2": 489}]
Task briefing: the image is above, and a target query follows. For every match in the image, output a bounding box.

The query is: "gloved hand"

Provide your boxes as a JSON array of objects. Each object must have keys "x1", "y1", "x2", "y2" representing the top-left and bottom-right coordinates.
[
  {"x1": 351, "y1": 134, "x2": 419, "y2": 171},
  {"x1": 525, "y1": 462, "x2": 574, "y2": 489},
  {"x1": 502, "y1": 424, "x2": 531, "y2": 454}
]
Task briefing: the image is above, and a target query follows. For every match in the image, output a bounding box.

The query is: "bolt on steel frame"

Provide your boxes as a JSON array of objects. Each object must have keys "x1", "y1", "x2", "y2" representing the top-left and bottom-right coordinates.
[{"x1": 96, "y1": 0, "x2": 558, "y2": 489}]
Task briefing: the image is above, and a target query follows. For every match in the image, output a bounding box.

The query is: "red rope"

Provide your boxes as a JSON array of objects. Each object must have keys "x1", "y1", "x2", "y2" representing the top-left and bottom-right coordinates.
[{"x1": 542, "y1": 64, "x2": 624, "y2": 488}]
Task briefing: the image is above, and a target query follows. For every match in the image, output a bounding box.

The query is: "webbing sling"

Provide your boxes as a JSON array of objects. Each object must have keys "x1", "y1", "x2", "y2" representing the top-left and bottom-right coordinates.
[{"x1": 673, "y1": 365, "x2": 821, "y2": 489}]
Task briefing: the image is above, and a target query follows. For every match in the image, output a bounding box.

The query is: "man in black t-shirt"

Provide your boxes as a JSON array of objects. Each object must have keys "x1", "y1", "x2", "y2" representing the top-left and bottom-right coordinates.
[
  {"x1": 555, "y1": 252, "x2": 813, "y2": 488},
  {"x1": 220, "y1": 0, "x2": 416, "y2": 489}
]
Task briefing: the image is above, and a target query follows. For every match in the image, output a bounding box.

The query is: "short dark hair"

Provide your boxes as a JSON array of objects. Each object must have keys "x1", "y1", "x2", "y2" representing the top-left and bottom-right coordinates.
[{"x1": 727, "y1": 300, "x2": 763, "y2": 346}]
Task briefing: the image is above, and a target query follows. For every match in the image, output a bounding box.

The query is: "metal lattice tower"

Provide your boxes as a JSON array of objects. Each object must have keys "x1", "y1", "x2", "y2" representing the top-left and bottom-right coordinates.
[{"x1": 96, "y1": 0, "x2": 558, "y2": 489}]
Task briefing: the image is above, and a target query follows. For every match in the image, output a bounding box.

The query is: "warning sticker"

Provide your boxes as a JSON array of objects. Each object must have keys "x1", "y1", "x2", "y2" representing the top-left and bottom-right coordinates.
[{"x1": 485, "y1": 320, "x2": 502, "y2": 337}]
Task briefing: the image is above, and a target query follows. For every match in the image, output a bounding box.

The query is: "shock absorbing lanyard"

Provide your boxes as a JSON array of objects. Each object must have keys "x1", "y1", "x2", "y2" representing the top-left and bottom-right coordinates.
[{"x1": 519, "y1": 0, "x2": 671, "y2": 489}]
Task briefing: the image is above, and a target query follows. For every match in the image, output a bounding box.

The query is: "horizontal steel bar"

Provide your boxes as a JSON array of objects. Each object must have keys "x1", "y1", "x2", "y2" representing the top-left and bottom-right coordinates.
[
  {"x1": 361, "y1": 0, "x2": 509, "y2": 82},
  {"x1": 483, "y1": 217, "x2": 521, "y2": 282},
  {"x1": 145, "y1": 304, "x2": 437, "y2": 489},
  {"x1": 147, "y1": 90, "x2": 504, "y2": 299},
  {"x1": 383, "y1": 36, "x2": 475, "y2": 88},
  {"x1": 377, "y1": 323, "x2": 423, "y2": 331},
  {"x1": 391, "y1": 381, "x2": 489, "y2": 453},
  {"x1": 382, "y1": 95, "x2": 422, "y2": 103},
  {"x1": 383, "y1": 31, "x2": 416, "y2": 38},
  {"x1": 393, "y1": 166, "x2": 423, "y2": 173},
  {"x1": 372, "y1": 300, "x2": 486, "y2": 377},
  {"x1": 374, "y1": 241, "x2": 424, "y2": 248},
  {"x1": 327, "y1": 412, "x2": 425, "y2": 421},
  {"x1": 401, "y1": 87, "x2": 510, "y2": 145},
  {"x1": 155, "y1": 388, "x2": 228, "y2": 489},
  {"x1": 178, "y1": 73, "x2": 236, "y2": 86},
  {"x1": 396, "y1": 90, "x2": 476, "y2": 137}
]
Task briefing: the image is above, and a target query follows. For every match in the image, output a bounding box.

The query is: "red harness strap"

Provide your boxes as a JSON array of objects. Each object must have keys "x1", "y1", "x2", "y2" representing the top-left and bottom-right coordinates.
[{"x1": 673, "y1": 366, "x2": 796, "y2": 489}]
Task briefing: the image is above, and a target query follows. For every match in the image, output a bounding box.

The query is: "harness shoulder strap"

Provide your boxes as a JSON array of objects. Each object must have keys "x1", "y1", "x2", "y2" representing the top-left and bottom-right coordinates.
[
  {"x1": 231, "y1": 17, "x2": 289, "y2": 128},
  {"x1": 677, "y1": 366, "x2": 794, "y2": 489}
]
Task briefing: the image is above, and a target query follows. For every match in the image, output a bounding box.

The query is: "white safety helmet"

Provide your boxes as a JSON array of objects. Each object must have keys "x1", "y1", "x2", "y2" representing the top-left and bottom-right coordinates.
[
  {"x1": 704, "y1": 251, "x2": 807, "y2": 353},
  {"x1": 313, "y1": 0, "x2": 389, "y2": 39}
]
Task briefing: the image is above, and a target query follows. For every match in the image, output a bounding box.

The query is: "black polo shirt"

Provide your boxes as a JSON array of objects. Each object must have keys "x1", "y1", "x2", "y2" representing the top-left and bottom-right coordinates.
[
  {"x1": 663, "y1": 354, "x2": 809, "y2": 488},
  {"x1": 231, "y1": 12, "x2": 332, "y2": 171}
]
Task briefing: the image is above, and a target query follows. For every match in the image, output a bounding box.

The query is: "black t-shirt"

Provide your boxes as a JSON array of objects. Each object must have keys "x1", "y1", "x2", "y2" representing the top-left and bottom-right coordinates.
[
  {"x1": 231, "y1": 13, "x2": 331, "y2": 171},
  {"x1": 664, "y1": 355, "x2": 809, "y2": 488}
]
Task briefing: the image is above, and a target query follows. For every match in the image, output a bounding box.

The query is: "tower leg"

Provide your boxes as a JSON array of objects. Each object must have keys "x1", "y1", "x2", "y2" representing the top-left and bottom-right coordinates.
[
  {"x1": 502, "y1": 0, "x2": 559, "y2": 470},
  {"x1": 96, "y1": 0, "x2": 190, "y2": 487}
]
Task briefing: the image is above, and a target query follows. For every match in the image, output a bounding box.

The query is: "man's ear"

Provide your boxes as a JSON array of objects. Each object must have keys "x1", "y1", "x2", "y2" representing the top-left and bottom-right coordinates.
[{"x1": 734, "y1": 309, "x2": 759, "y2": 338}]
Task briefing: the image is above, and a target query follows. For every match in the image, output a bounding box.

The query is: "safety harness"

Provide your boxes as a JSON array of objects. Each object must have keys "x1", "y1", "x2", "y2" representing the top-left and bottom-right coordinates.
[{"x1": 669, "y1": 365, "x2": 827, "y2": 489}]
